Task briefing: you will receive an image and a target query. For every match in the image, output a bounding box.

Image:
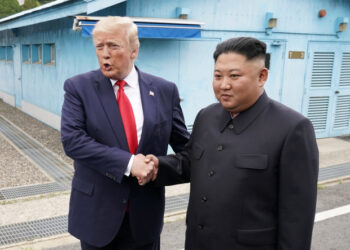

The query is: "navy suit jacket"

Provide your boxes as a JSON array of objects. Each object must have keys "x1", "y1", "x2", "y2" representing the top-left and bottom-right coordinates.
[{"x1": 61, "y1": 68, "x2": 189, "y2": 247}]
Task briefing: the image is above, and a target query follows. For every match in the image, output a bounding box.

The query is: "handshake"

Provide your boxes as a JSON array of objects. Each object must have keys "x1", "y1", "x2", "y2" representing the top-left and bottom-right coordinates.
[{"x1": 130, "y1": 154, "x2": 158, "y2": 186}]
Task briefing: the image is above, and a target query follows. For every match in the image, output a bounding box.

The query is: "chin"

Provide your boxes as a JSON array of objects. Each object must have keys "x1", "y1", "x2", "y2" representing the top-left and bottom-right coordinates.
[{"x1": 102, "y1": 71, "x2": 116, "y2": 79}]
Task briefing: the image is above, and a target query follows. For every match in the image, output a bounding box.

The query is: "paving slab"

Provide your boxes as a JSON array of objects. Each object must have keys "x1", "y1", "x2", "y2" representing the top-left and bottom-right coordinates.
[
  {"x1": 318, "y1": 137, "x2": 350, "y2": 168},
  {"x1": 1, "y1": 99, "x2": 350, "y2": 249}
]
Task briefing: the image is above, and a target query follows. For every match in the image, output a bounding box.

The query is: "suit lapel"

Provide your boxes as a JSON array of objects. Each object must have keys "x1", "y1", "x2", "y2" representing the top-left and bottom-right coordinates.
[
  {"x1": 137, "y1": 69, "x2": 157, "y2": 153},
  {"x1": 94, "y1": 70, "x2": 129, "y2": 151}
]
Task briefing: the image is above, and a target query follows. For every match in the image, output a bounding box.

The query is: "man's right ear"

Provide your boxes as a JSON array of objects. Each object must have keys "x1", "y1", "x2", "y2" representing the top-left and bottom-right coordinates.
[{"x1": 258, "y1": 68, "x2": 268, "y2": 87}]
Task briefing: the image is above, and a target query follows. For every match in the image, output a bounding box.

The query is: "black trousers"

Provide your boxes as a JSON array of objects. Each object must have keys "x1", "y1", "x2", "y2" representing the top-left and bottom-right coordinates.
[{"x1": 80, "y1": 214, "x2": 160, "y2": 250}]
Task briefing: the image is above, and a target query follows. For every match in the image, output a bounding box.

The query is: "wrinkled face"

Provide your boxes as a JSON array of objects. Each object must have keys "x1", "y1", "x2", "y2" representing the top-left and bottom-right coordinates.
[
  {"x1": 213, "y1": 52, "x2": 268, "y2": 116},
  {"x1": 94, "y1": 28, "x2": 138, "y2": 80}
]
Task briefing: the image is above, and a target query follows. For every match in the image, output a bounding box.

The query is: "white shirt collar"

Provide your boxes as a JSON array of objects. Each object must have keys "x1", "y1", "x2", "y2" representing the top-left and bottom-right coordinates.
[{"x1": 110, "y1": 65, "x2": 138, "y2": 88}]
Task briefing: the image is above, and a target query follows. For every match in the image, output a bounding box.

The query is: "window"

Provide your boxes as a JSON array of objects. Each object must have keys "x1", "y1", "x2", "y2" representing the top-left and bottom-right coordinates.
[
  {"x1": 32, "y1": 44, "x2": 42, "y2": 64},
  {"x1": 22, "y1": 45, "x2": 31, "y2": 63},
  {"x1": 43, "y1": 43, "x2": 55, "y2": 65},
  {"x1": 6, "y1": 46, "x2": 13, "y2": 62},
  {"x1": 0, "y1": 46, "x2": 5, "y2": 61}
]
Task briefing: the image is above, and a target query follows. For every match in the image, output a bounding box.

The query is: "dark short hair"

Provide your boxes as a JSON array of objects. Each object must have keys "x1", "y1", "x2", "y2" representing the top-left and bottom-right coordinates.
[{"x1": 213, "y1": 37, "x2": 266, "y2": 62}]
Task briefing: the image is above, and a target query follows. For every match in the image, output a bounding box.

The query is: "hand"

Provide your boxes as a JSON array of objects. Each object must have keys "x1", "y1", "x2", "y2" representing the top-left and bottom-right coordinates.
[
  {"x1": 131, "y1": 154, "x2": 155, "y2": 185},
  {"x1": 145, "y1": 154, "x2": 159, "y2": 182}
]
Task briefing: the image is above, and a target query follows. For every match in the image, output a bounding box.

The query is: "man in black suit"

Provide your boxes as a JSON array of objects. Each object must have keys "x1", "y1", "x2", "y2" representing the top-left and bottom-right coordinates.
[
  {"x1": 61, "y1": 16, "x2": 189, "y2": 250},
  {"x1": 145, "y1": 37, "x2": 319, "y2": 250}
]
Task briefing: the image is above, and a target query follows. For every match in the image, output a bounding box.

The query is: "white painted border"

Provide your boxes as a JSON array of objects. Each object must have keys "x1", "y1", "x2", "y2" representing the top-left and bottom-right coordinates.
[
  {"x1": 21, "y1": 101, "x2": 61, "y2": 131},
  {"x1": 314, "y1": 204, "x2": 350, "y2": 222},
  {"x1": 0, "y1": 91, "x2": 15, "y2": 106}
]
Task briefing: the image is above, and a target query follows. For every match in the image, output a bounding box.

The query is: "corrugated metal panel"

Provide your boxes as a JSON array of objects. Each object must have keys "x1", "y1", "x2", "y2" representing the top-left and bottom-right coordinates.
[
  {"x1": 307, "y1": 96, "x2": 329, "y2": 130},
  {"x1": 311, "y1": 52, "x2": 334, "y2": 88},
  {"x1": 340, "y1": 53, "x2": 350, "y2": 87},
  {"x1": 333, "y1": 95, "x2": 350, "y2": 129}
]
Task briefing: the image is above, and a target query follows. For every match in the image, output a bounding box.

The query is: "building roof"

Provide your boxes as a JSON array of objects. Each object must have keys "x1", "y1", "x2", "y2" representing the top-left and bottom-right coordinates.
[{"x1": 0, "y1": 0, "x2": 125, "y2": 32}]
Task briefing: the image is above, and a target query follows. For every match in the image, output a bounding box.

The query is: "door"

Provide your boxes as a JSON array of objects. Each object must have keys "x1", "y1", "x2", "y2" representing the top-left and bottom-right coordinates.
[
  {"x1": 136, "y1": 38, "x2": 218, "y2": 132},
  {"x1": 303, "y1": 42, "x2": 350, "y2": 138},
  {"x1": 262, "y1": 40, "x2": 285, "y2": 102},
  {"x1": 178, "y1": 39, "x2": 219, "y2": 132}
]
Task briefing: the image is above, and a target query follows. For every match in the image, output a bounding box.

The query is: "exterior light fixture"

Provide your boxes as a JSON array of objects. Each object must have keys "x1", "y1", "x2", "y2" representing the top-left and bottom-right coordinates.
[
  {"x1": 176, "y1": 7, "x2": 191, "y2": 19},
  {"x1": 336, "y1": 17, "x2": 348, "y2": 37},
  {"x1": 265, "y1": 12, "x2": 277, "y2": 35},
  {"x1": 319, "y1": 9, "x2": 326, "y2": 18}
]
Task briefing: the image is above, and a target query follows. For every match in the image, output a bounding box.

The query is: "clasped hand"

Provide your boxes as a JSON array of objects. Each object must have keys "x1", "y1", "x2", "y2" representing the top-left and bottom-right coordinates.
[{"x1": 131, "y1": 154, "x2": 159, "y2": 186}]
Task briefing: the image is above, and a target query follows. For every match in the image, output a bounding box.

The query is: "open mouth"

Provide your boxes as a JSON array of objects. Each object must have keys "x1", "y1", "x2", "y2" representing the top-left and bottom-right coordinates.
[{"x1": 103, "y1": 63, "x2": 111, "y2": 71}]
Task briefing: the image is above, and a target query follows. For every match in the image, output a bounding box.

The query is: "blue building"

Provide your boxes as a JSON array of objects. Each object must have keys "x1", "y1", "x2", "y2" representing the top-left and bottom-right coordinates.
[{"x1": 0, "y1": 0, "x2": 349, "y2": 138}]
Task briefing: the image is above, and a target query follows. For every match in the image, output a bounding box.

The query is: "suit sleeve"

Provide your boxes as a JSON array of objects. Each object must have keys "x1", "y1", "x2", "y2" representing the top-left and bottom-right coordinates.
[
  {"x1": 155, "y1": 109, "x2": 203, "y2": 186},
  {"x1": 61, "y1": 79, "x2": 131, "y2": 183},
  {"x1": 277, "y1": 118, "x2": 319, "y2": 249},
  {"x1": 169, "y1": 84, "x2": 190, "y2": 153},
  {"x1": 156, "y1": 145, "x2": 191, "y2": 186}
]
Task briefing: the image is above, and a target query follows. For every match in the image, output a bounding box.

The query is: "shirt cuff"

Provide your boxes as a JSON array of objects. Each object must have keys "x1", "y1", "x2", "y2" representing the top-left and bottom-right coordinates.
[{"x1": 124, "y1": 154, "x2": 134, "y2": 176}]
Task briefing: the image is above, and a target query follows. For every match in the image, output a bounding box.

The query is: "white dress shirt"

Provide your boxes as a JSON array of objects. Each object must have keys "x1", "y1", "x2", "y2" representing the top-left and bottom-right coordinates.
[{"x1": 110, "y1": 66, "x2": 144, "y2": 176}]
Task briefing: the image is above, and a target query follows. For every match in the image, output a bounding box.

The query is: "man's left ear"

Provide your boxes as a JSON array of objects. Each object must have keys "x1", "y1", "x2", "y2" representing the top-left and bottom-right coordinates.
[{"x1": 258, "y1": 68, "x2": 268, "y2": 87}]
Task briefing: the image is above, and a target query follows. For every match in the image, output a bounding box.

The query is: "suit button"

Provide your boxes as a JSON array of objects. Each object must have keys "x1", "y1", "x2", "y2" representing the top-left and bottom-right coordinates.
[
  {"x1": 198, "y1": 224, "x2": 204, "y2": 230},
  {"x1": 122, "y1": 199, "x2": 127, "y2": 204},
  {"x1": 201, "y1": 196, "x2": 207, "y2": 202},
  {"x1": 217, "y1": 145, "x2": 223, "y2": 151},
  {"x1": 228, "y1": 124, "x2": 234, "y2": 129},
  {"x1": 208, "y1": 170, "x2": 215, "y2": 177}
]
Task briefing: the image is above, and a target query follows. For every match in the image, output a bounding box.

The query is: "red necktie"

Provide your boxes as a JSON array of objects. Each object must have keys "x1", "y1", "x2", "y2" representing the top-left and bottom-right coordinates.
[{"x1": 116, "y1": 80, "x2": 138, "y2": 154}]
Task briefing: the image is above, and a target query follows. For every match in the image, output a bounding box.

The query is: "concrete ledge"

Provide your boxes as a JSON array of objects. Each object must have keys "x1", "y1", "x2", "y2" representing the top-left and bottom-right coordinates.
[
  {"x1": 0, "y1": 233, "x2": 79, "y2": 250},
  {"x1": 22, "y1": 101, "x2": 61, "y2": 131},
  {"x1": 0, "y1": 91, "x2": 15, "y2": 106},
  {"x1": 318, "y1": 175, "x2": 350, "y2": 186},
  {"x1": 318, "y1": 138, "x2": 350, "y2": 168}
]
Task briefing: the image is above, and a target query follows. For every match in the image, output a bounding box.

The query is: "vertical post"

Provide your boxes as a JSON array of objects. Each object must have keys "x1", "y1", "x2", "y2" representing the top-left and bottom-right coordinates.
[{"x1": 13, "y1": 43, "x2": 22, "y2": 108}]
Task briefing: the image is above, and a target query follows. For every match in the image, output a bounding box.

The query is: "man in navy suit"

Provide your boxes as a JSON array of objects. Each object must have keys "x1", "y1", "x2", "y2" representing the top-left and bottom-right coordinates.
[{"x1": 61, "y1": 16, "x2": 189, "y2": 250}]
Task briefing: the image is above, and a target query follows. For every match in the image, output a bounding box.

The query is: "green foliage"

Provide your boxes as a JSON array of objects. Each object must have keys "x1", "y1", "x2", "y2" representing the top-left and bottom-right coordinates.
[
  {"x1": 38, "y1": 0, "x2": 54, "y2": 5},
  {"x1": 22, "y1": 0, "x2": 40, "y2": 11},
  {"x1": 0, "y1": 0, "x2": 21, "y2": 19},
  {"x1": 0, "y1": 0, "x2": 54, "y2": 19}
]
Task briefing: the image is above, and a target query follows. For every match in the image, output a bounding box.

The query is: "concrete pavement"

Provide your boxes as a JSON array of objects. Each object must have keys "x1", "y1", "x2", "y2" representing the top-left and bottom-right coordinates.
[{"x1": 1, "y1": 98, "x2": 350, "y2": 249}]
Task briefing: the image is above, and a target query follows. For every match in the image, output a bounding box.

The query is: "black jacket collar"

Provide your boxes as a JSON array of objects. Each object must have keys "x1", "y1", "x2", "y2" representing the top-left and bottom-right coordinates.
[{"x1": 218, "y1": 91, "x2": 270, "y2": 134}]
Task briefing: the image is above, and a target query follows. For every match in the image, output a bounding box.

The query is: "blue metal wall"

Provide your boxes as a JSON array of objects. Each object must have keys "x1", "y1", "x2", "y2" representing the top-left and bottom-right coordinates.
[
  {"x1": 0, "y1": 30, "x2": 16, "y2": 100},
  {"x1": 127, "y1": 0, "x2": 350, "y2": 137},
  {"x1": 0, "y1": 0, "x2": 350, "y2": 137},
  {"x1": 0, "y1": 3, "x2": 126, "y2": 117}
]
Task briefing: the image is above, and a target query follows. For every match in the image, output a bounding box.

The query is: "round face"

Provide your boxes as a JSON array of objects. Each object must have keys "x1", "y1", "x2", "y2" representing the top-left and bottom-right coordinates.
[
  {"x1": 93, "y1": 28, "x2": 138, "y2": 80},
  {"x1": 213, "y1": 52, "x2": 268, "y2": 116}
]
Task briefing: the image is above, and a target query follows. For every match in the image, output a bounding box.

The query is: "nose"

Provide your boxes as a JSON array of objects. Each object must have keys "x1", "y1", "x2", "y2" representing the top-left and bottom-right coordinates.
[
  {"x1": 101, "y1": 46, "x2": 110, "y2": 58},
  {"x1": 220, "y1": 77, "x2": 231, "y2": 90}
]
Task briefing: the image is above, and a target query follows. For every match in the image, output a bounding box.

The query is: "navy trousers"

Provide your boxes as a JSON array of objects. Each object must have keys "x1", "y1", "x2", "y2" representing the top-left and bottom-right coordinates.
[{"x1": 80, "y1": 214, "x2": 160, "y2": 250}]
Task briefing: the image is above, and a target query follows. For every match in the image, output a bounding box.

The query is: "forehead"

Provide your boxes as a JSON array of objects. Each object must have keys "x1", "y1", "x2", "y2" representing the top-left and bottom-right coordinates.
[{"x1": 93, "y1": 29, "x2": 127, "y2": 43}]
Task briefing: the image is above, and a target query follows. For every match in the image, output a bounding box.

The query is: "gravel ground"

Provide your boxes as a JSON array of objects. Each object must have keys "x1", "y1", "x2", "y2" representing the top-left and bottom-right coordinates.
[
  {"x1": 0, "y1": 135, "x2": 51, "y2": 189},
  {"x1": 0, "y1": 99, "x2": 72, "y2": 189},
  {"x1": 0, "y1": 100, "x2": 72, "y2": 165}
]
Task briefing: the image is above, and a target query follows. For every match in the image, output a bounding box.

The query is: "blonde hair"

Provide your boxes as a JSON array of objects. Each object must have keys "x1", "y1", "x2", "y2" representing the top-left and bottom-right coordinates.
[{"x1": 92, "y1": 16, "x2": 140, "y2": 50}]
